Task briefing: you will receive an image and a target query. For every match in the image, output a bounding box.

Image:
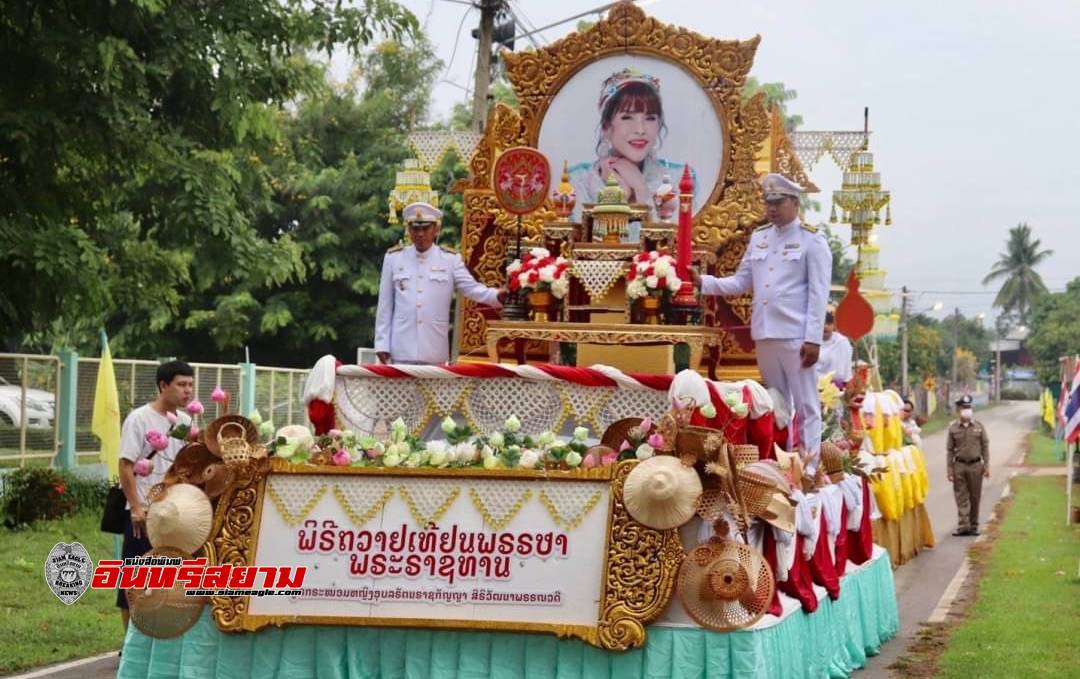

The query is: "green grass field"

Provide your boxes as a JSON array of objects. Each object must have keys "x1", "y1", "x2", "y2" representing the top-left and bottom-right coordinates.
[
  {"x1": 0, "y1": 511, "x2": 123, "y2": 674},
  {"x1": 935, "y1": 476, "x2": 1080, "y2": 679},
  {"x1": 1026, "y1": 430, "x2": 1066, "y2": 466}
]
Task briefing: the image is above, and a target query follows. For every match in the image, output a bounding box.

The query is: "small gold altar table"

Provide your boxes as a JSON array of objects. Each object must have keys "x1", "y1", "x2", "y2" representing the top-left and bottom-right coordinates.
[{"x1": 484, "y1": 321, "x2": 725, "y2": 377}]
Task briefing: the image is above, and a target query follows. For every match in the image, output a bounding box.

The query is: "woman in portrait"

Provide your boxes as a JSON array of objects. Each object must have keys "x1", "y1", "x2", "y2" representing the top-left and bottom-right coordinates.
[{"x1": 568, "y1": 68, "x2": 695, "y2": 225}]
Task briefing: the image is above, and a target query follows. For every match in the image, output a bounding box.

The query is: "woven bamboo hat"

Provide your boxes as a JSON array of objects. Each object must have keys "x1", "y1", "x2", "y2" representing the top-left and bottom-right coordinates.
[
  {"x1": 624, "y1": 456, "x2": 702, "y2": 530},
  {"x1": 127, "y1": 546, "x2": 208, "y2": 639},
  {"x1": 678, "y1": 539, "x2": 775, "y2": 631},
  {"x1": 146, "y1": 483, "x2": 213, "y2": 554},
  {"x1": 169, "y1": 444, "x2": 216, "y2": 483}
]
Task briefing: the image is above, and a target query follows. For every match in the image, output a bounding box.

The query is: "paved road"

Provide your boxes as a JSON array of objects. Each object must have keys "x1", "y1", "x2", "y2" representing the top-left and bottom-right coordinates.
[
  {"x1": 859, "y1": 400, "x2": 1041, "y2": 678},
  {"x1": 13, "y1": 402, "x2": 1043, "y2": 679}
]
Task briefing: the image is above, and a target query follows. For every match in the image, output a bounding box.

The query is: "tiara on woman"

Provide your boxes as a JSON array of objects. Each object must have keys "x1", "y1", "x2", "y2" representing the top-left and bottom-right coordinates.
[{"x1": 597, "y1": 68, "x2": 662, "y2": 111}]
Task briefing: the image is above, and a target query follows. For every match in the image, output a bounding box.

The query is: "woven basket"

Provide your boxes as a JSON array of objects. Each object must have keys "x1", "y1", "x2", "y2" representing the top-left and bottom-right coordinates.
[
  {"x1": 204, "y1": 415, "x2": 259, "y2": 458},
  {"x1": 675, "y1": 426, "x2": 725, "y2": 464},
  {"x1": 217, "y1": 422, "x2": 252, "y2": 465},
  {"x1": 821, "y1": 442, "x2": 846, "y2": 483},
  {"x1": 731, "y1": 444, "x2": 759, "y2": 468},
  {"x1": 735, "y1": 468, "x2": 776, "y2": 516}
]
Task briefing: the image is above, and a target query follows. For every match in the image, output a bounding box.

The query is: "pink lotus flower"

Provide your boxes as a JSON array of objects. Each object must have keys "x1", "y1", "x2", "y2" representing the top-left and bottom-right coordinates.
[
  {"x1": 329, "y1": 429, "x2": 343, "y2": 439},
  {"x1": 639, "y1": 417, "x2": 653, "y2": 432},
  {"x1": 186, "y1": 400, "x2": 205, "y2": 416},
  {"x1": 601, "y1": 452, "x2": 619, "y2": 466},
  {"x1": 210, "y1": 386, "x2": 227, "y2": 403},
  {"x1": 582, "y1": 453, "x2": 599, "y2": 469},
  {"x1": 332, "y1": 449, "x2": 352, "y2": 466},
  {"x1": 189, "y1": 425, "x2": 200, "y2": 439},
  {"x1": 366, "y1": 447, "x2": 384, "y2": 459},
  {"x1": 619, "y1": 440, "x2": 632, "y2": 452},
  {"x1": 648, "y1": 433, "x2": 665, "y2": 448},
  {"x1": 165, "y1": 411, "x2": 178, "y2": 425},
  {"x1": 144, "y1": 430, "x2": 169, "y2": 451},
  {"x1": 133, "y1": 458, "x2": 154, "y2": 477}
]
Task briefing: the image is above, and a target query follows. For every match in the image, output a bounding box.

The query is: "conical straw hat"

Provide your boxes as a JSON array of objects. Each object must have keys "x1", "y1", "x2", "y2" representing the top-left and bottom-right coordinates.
[
  {"x1": 677, "y1": 539, "x2": 775, "y2": 631},
  {"x1": 624, "y1": 455, "x2": 702, "y2": 530},
  {"x1": 146, "y1": 483, "x2": 213, "y2": 554},
  {"x1": 127, "y1": 546, "x2": 208, "y2": 639}
]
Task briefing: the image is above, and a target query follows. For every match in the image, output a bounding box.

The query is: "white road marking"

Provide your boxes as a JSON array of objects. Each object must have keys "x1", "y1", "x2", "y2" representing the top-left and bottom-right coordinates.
[
  {"x1": 3, "y1": 652, "x2": 118, "y2": 679},
  {"x1": 928, "y1": 557, "x2": 971, "y2": 623}
]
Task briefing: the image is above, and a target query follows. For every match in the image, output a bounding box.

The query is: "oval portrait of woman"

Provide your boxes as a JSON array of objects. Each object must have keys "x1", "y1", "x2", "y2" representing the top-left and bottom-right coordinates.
[{"x1": 537, "y1": 54, "x2": 726, "y2": 224}]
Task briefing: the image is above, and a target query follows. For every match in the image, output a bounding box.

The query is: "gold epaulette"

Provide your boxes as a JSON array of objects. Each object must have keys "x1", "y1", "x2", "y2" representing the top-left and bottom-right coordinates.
[
  {"x1": 387, "y1": 243, "x2": 404, "y2": 253},
  {"x1": 800, "y1": 223, "x2": 819, "y2": 234},
  {"x1": 754, "y1": 223, "x2": 772, "y2": 232},
  {"x1": 439, "y1": 244, "x2": 459, "y2": 254}
]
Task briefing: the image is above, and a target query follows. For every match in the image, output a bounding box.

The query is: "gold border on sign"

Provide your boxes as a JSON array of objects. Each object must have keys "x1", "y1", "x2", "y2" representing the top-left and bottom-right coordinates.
[{"x1": 208, "y1": 459, "x2": 682, "y2": 651}]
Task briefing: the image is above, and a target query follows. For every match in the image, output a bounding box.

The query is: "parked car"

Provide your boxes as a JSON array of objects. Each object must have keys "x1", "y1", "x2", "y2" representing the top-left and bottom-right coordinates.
[{"x1": 0, "y1": 376, "x2": 55, "y2": 428}]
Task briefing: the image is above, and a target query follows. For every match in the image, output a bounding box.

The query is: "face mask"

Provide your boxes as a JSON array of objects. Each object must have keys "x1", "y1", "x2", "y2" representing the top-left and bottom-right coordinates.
[{"x1": 960, "y1": 408, "x2": 973, "y2": 420}]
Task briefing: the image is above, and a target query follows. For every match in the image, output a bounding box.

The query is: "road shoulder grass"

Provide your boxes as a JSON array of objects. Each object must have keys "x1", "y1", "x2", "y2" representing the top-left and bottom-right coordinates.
[
  {"x1": 0, "y1": 511, "x2": 123, "y2": 675},
  {"x1": 902, "y1": 475, "x2": 1079, "y2": 679},
  {"x1": 1025, "y1": 429, "x2": 1066, "y2": 466}
]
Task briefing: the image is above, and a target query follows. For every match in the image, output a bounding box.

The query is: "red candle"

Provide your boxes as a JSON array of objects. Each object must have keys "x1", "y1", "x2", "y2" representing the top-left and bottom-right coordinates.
[{"x1": 676, "y1": 164, "x2": 694, "y2": 279}]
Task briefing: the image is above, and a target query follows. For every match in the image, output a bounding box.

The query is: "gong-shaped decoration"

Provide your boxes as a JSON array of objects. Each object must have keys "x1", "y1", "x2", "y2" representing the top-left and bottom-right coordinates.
[{"x1": 493, "y1": 147, "x2": 551, "y2": 215}]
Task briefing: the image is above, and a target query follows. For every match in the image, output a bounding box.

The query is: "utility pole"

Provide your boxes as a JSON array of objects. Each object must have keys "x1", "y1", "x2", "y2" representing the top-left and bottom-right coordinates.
[
  {"x1": 951, "y1": 306, "x2": 960, "y2": 408},
  {"x1": 994, "y1": 328, "x2": 1002, "y2": 401},
  {"x1": 900, "y1": 286, "x2": 910, "y2": 397},
  {"x1": 471, "y1": 0, "x2": 499, "y2": 134}
]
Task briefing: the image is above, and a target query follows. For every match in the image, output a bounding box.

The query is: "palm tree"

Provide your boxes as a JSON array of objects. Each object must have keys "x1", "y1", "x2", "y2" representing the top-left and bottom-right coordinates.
[{"x1": 982, "y1": 223, "x2": 1054, "y2": 324}]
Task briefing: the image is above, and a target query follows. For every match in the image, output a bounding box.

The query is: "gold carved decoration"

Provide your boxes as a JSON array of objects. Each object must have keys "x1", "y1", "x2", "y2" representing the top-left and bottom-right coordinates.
[
  {"x1": 458, "y1": 1, "x2": 771, "y2": 359},
  {"x1": 598, "y1": 460, "x2": 684, "y2": 649},
  {"x1": 208, "y1": 459, "x2": 268, "y2": 632},
  {"x1": 770, "y1": 106, "x2": 819, "y2": 193},
  {"x1": 206, "y1": 461, "x2": 681, "y2": 650},
  {"x1": 484, "y1": 320, "x2": 727, "y2": 373}
]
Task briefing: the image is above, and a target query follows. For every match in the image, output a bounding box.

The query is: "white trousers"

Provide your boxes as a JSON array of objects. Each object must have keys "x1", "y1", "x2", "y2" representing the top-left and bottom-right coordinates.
[{"x1": 756, "y1": 338, "x2": 822, "y2": 473}]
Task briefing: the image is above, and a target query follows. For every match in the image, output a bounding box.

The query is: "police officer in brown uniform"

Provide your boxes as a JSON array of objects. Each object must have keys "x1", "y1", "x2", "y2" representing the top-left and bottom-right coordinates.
[{"x1": 946, "y1": 394, "x2": 990, "y2": 536}]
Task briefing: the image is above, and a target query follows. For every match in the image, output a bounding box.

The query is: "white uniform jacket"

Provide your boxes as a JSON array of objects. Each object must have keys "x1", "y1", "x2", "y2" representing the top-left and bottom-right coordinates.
[
  {"x1": 374, "y1": 245, "x2": 501, "y2": 364},
  {"x1": 701, "y1": 219, "x2": 832, "y2": 343}
]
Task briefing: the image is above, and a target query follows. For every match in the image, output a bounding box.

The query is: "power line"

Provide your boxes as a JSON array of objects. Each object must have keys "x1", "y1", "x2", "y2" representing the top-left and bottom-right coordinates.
[
  {"x1": 441, "y1": 5, "x2": 474, "y2": 83},
  {"x1": 904, "y1": 289, "x2": 1067, "y2": 295}
]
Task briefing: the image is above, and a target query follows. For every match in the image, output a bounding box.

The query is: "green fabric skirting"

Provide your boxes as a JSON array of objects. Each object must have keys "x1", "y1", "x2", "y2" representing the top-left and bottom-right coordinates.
[{"x1": 118, "y1": 549, "x2": 897, "y2": 679}]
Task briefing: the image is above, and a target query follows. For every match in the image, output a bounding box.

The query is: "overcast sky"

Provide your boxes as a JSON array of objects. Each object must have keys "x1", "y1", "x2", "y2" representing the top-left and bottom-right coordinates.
[{"x1": 347, "y1": 0, "x2": 1080, "y2": 323}]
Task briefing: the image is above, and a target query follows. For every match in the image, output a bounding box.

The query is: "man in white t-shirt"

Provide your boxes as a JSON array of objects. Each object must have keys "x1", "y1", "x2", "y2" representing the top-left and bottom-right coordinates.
[
  {"x1": 816, "y1": 310, "x2": 854, "y2": 385},
  {"x1": 116, "y1": 360, "x2": 194, "y2": 630}
]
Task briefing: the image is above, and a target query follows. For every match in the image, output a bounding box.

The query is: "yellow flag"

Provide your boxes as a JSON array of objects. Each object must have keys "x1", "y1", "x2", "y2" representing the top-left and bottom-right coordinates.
[
  {"x1": 1042, "y1": 389, "x2": 1056, "y2": 430},
  {"x1": 91, "y1": 331, "x2": 122, "y2": 479}
]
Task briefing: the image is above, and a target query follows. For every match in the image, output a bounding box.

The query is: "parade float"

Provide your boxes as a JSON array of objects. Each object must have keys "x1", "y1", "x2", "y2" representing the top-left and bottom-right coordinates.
[{"x1": 116, "y1": 4, "x2": 923, "y2": 677}]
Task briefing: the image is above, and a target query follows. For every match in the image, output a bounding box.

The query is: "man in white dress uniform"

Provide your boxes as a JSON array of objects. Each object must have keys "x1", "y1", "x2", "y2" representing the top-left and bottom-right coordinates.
[
  {"x1": 816, "y1": 310, "x2": 854, "y2": 385},
  {"x1": 374, "y1": 202, "x2": 506, "y2": 365},
  {"x1": 693, "y1": 174, "x2": 833, "y2": 472}
]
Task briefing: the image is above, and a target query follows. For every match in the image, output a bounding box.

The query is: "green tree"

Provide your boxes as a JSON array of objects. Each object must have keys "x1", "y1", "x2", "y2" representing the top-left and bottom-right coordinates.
[
  {"x1": 938, "y1": 313, "x2": 992, "y2": 376},
  {"x1": 823, "y1": 225, "x2": 855, "y2": 291},
  {"x1": 193, "y1": 36, "x2": 444, "y2": 367},
  {"x1": 876, "y1": 319, "x2": 944, "y2": 386},
  {"x1": 1026, "y1": 278, "x2": 1080, "y2": 386},
  {"x1": 742, "y1": 77, "x2": 803, "y2": 131},
  {"x1": 982, "y1": 223, "x2": 1054, "y2": 325},
  {"x1": 0, "y1": 0, "x2": 417, "y2": 354}
]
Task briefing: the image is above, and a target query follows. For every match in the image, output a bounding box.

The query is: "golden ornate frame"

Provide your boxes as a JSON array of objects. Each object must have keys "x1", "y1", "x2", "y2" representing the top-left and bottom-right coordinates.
[
  {"x1": 207, "y1": 458, "x2": 683, "y2": 651},
  {"x1": 456, "y1": 2, "x2": 771, "y2": 366}
]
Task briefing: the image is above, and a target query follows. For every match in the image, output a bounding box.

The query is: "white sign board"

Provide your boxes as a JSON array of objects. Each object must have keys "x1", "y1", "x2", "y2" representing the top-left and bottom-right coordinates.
[{"x1": 247, "y1": 473, "x2": 610, "y2": 628}]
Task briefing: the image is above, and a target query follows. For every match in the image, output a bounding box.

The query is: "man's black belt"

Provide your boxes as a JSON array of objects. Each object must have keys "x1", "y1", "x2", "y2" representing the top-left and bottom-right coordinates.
[{"x1": 956, "y1": 457, "x2": 983, "y2": 464}]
